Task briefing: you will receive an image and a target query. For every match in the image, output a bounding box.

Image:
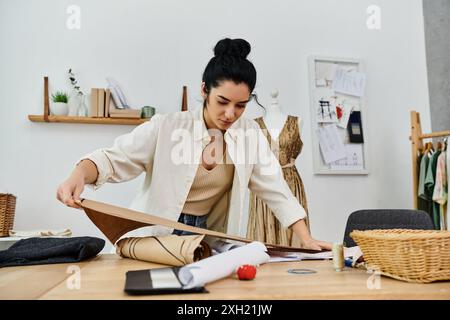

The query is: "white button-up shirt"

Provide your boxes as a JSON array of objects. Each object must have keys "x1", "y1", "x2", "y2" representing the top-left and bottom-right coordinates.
[{"x1": 81, "y1": 106, "x2": 306, "y2": 240}]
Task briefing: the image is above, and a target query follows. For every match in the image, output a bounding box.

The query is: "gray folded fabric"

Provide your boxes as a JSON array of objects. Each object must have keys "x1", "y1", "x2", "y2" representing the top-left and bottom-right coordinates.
[{"x1": 0, "y1": 236, "x2": 105, "y2": 268}]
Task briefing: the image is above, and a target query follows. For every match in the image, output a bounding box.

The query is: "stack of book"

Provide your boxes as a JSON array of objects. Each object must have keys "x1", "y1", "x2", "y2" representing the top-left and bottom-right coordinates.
[{"x1": 90, "y1": 88, "x2": 141, "y2": 119}]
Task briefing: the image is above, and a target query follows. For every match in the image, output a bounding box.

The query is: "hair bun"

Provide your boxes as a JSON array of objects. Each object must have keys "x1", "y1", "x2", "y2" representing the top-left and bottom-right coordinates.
[{"x1": 214, "y1": 38, "x2": 251, "y2": 59}]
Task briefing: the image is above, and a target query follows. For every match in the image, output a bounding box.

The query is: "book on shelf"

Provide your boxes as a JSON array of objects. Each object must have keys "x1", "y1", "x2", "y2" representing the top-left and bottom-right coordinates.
[
  {"x1": 89, "y1": 87, "x2": 141, "y2": 119},
  {"x1": 105, "y1": 88, "x2": 111, "y2": 118},
  {"x1": 97, "y1": 89, "x2": 105, "y2": 117},
  {"x1": 109, "y1": 111, "x2": 142, "y2": 119},
  {"x1": 89, "y1": 88, "x2": 98, "y2": 117},
  {"x1": 107, "y1": 90, "x2": 141, "y2": 119}
]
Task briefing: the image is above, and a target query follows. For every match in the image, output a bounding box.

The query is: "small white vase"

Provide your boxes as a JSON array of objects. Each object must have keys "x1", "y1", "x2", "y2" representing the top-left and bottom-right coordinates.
[
  {"x1": 50, "y1": 102, "x2": 69, "y2": 116},
  {"x1": 77, "y1": 95, "x2": 88, "y2": 117},
  {"x1": 67, "y1": 91, "x2": 80, "y2": 116}
]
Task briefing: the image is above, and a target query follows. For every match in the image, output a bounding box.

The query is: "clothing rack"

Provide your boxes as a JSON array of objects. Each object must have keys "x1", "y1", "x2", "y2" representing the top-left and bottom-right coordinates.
[{"x1": 410, "y1": 110, "x2": 450, "y2": 209}]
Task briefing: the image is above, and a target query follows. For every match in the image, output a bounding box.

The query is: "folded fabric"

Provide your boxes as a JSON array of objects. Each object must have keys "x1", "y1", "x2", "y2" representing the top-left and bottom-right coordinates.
[
  {"x1": 8, "y1": 228, "x2": 72, "y2": 237},
  {"x1": 116, "y1": 234, "x2": 212, "y2": 267},
  {"x1": 0, "y1": 237, "x2": 105, "y2": 268}
]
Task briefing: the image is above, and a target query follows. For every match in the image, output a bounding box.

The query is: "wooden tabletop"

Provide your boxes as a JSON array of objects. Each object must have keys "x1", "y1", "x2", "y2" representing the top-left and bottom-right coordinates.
[{"x1": 1, "y1": 254, "x2": 449, "y2": 300}]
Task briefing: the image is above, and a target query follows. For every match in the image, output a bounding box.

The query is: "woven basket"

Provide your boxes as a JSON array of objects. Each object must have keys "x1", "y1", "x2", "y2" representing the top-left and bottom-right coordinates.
[
  {"x1": 0, "y1": 193, "x2": 16, "y2": 237},
  {"x1": 350, "y1": 229, "x2": 450, "y2": 283}
]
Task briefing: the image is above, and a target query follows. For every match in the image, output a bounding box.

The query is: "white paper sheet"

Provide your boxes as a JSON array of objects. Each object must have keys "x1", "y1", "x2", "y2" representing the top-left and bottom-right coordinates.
[
  {"x1": 211, "y1": 241, "x2": 362, "y2": 265},
  {"x1": 268, "y1": 246, "x2": 362, "y2": 262},
  {"x1": 178, "y1": 242, "x2": 269, "y2": 289},
  {"x1": 330, "y1": 144, "x2": 364, "y2": 171},
  {"x1": 315, "y1": 62, "x2": 338, "y2": 87},
  {"x1": 267, "y1": 255, "x2": 302, "y2": 263},
  {"x1": 211, "y1": 240, "x2": 289, "y2": 263},
  {"x1": 315, "y1": 79, "x2": 327, "y2": 87},
  {"x1": 332, "y1": 68, "x2": 366, "y2": 97},
  {"x1": 316, "y1": 124, "x2": 346, "y2": 164}
]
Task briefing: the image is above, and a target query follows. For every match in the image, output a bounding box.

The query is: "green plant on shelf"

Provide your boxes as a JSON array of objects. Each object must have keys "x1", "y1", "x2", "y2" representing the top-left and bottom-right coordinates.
[{"x1": 51, "y1": 91, "x2": 69, "y2": 103}]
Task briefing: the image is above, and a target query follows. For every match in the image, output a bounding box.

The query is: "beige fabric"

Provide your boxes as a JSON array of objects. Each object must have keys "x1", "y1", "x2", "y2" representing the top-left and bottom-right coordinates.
[
  {"x1": 8, "y1": 228, "x2": 72, "y2": 237},
  {"x1": 247, "y1": 116, "x2": 310, "y2": 247},
  {"x1": 116, "y1": 234, "x2": 211, "y2": 267},
  {"x1": 78, "y1": 105, "x2": 307, "y2": 239},
  {"x1": 182, "y1": 152, "x2": 235, "y2": 216}
]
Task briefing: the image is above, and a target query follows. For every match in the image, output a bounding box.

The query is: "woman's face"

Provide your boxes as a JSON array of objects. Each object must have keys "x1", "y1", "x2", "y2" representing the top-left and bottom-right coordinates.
[{"x1": 202, "y1": 80, "x2": 251, "y2": 131}]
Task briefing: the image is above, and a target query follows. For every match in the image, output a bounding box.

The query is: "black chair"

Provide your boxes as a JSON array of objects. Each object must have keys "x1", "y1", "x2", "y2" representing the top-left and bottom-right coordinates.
[{"x1": 343, "y1": 209, "x2": 434, "y2": 247}]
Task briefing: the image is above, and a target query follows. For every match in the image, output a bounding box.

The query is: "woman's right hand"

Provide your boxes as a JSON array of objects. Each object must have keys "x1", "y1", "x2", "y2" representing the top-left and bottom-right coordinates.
[{"x1": 56, "y1": 171, "x2": 85, "y2": 209}]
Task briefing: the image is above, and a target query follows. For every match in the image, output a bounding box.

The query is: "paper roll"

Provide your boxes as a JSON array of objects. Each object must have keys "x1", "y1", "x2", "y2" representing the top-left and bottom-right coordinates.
[
  {"x1": 116, "y1": 234, "x2": 211, "y2": 267},
  {"x1": 178, "y1": 241, "x2": 269, "y2": 289}
]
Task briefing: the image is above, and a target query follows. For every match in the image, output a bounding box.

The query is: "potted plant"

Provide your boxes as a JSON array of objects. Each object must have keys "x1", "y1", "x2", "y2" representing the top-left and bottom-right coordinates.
[{"x1": 50, "y1": 91, "x2": 69, "y2": 116}]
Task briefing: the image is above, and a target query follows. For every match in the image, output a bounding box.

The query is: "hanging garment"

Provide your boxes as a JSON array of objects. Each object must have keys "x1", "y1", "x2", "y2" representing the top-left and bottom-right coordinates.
[
  {"x1": 417, "y1": 153, "x2": 431, "y2": 213},
  {"x1": 247, "y1": 115, "x2": 309, "y2": 247},
  {"x1": 424, "y1": 149, "x2": 442, "y2": 229},
  {"x1": 419, "y1": 151, "x2": 430, "y2": 199},
  {"x1": 433, "y1": 147, "x2": 448, "y2": 230},
  {"x1": 447, "y1": 139, "x2": 450, "y2": 230}
]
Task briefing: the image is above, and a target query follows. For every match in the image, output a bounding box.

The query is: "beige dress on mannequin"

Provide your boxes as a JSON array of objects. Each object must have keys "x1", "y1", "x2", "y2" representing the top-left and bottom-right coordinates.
[{"x1": 246, "y1": 115, "x2": 310, "y2": 247}]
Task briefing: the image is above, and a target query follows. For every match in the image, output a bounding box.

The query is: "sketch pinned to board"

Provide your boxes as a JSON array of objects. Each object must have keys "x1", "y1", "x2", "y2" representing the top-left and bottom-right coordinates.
[
  {"x1": 332, "y1": 97, "x2": 355, "y2": 129},
  {"x1": 316, "y1": 124, "x2": 346, "y2": 164},
  {"x1": 316, "y1": 96, "x2": 357, "y2": 129},
  {"x1": 316, "y1": 98, "x2": 338, "y2": 123},
  {"x1": 330, "y1": 144, "x2": 364, "y2": 171},
  {"x1": 332, "y1": 67, "x2": 366, "y2": 97}
]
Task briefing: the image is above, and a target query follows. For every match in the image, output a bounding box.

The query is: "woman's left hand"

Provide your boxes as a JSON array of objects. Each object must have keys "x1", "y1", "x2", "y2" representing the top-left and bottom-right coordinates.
[
  {"x1": 301, "y1": 238, "x2": 333, "y2": 251},
  {"x1": 291, "y1": 219, "x2": 333, "y2": 251}
]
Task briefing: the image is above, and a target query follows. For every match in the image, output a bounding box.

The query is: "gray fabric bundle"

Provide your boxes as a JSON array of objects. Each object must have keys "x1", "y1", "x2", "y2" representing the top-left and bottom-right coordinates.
[{"x1": 0, "y1": 236, "x2": 105, "y2": 268}]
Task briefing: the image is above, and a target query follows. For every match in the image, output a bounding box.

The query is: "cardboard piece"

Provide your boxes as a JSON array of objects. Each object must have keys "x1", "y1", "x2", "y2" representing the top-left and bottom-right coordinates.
[{"x1": 79, "y1": 198, "x2": 323, "y2": 253}]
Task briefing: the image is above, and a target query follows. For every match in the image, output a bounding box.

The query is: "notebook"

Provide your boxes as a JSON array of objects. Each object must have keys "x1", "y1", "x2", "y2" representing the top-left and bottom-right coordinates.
[{"x1": 124, "y1": 267, "x2": 208, "y2": 295}]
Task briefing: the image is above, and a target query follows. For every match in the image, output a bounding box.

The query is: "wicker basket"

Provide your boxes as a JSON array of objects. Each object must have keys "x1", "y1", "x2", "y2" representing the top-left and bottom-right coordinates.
[
  {"x1": 0, "y1": 193, "x2": 16, "y2": 237},
  {"x1": 350, "y1": 229, "x2": 450, "y2": 283}
]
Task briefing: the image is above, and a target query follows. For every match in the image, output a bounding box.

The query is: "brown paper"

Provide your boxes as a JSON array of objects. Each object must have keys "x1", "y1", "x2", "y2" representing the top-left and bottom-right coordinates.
[
  {"x1": 116, "y1": 234, "x2": 212, "y2": 266},
  {"x1": 79, "y1": 198, "x2": 322, "y2": 253}
]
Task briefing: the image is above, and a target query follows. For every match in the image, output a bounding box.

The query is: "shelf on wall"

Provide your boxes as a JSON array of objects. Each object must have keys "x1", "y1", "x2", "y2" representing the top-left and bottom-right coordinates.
[
  {"x1": 29, "y1": 76, "x2": 150, "y2": 126},
  {"x1": 28, "y1": 115, "x2": 149, "y2": 125}
]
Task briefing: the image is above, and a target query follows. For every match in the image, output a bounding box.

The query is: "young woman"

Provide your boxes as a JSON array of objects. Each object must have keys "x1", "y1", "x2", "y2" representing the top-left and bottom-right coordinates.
[{"x1": 57, "y1": 38, "x2": 332, "y2": 251}]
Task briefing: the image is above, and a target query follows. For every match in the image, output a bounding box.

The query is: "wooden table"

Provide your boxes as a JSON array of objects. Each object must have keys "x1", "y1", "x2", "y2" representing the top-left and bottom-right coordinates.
[{"x1": 1, "y1": 254, "x2": 449, "y2": 300}]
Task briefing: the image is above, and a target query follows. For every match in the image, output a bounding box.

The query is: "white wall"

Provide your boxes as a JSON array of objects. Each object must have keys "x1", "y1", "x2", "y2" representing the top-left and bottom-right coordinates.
[{"x1": 0, "y1": 0, "x2": 431, "y2": 252}]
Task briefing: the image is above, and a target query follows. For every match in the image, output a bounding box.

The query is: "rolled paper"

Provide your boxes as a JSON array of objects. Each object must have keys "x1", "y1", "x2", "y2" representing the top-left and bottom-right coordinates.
[
  {"x1": 178, "y1": 241, "x2": 270, "y2": 289},
  {"x1": 116, "y1": 234, "x2": 211, "y2": 267}
]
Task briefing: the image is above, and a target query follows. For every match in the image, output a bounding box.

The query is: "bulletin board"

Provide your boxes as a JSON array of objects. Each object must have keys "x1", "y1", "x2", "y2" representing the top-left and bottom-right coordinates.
[{"x1": 308, "y1": 55, "x2": 369, "y2": 175}]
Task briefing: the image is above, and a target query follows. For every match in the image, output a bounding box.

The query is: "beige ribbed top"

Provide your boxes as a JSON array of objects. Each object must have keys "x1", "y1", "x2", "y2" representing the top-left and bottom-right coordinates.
[{"x1": 182, "y1": 152, "x2": 235, "y2": 216}]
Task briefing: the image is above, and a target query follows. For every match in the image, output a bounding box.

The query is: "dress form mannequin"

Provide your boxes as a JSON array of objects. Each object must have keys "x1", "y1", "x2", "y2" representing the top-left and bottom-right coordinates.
[
  {"x1": 247, "y1": 89, "x2": 310, "y2": 246},
  {"x1": 262, "y1": 89, "x2": 302, "y2": 138}
]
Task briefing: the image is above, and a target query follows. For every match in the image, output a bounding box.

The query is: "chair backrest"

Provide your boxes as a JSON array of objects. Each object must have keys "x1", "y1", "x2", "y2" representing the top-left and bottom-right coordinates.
[{"x1": 343, "y1": 209, "x2": 434, "y2": 247}]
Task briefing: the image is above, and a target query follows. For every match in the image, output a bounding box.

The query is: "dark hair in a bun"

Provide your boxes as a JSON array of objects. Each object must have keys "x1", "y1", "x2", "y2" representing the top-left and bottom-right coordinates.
[
  {"x1": 214, "y1": 38, "x2": 251, "y2": 59},
  {"x1": 202, "y1": 38, "x2": 257, "y2": 97}
]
